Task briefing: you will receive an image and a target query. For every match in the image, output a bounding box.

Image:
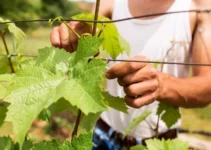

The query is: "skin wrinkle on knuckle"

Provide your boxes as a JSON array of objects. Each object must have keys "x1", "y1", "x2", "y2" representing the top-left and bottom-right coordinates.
[
  {"x1": 124, "y1": 96, "x2": 139, "y2": 108},
  {"x1": 124, "y1": 85, "x2": 138, "y2": 96}
]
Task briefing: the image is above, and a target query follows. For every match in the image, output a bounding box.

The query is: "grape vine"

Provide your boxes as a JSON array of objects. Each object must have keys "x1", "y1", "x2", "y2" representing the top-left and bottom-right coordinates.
[{"x1": 0, "y1": 0, "x2": 189, "y2": 149}]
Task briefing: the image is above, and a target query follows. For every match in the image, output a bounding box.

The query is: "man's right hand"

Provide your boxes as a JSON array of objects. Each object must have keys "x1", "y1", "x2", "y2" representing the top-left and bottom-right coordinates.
[{"x1": 50, "y1": 22, "x2": 90, "y2": 53}]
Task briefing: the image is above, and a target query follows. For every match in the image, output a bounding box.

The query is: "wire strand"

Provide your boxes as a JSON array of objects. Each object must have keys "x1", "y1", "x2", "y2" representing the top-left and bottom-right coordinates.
[
  {"x1": 0, "y1": 9, "x2": 210, "y2": 24},
  {"x1": 1, "y1": 53, "x2": 211, "y2": 67}
]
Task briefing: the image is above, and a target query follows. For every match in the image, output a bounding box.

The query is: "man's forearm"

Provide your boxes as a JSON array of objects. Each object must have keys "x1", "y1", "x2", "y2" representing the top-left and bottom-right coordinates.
[{"x1": 157, "y1": 72, "x2": 211, "y2": 108}]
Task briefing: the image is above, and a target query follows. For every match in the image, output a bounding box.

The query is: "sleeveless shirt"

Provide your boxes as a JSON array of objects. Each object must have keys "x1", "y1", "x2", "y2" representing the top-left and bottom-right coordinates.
[{"x1": 101, "y1": 0, "x2": 192, "y2": 138}]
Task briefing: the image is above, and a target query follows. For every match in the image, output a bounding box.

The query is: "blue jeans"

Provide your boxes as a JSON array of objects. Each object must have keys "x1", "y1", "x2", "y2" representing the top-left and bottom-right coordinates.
[{"x1": 92, "y1": 125, "x2": 142, "y2": 150}]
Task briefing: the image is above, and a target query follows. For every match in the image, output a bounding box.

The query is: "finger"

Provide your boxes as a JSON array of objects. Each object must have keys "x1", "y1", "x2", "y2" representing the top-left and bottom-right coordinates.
[
  {"x1": 124, "y1": 91, "x2": 157, "y2": 108},
  {"x1": 123, "y1": 79, "x2": 158, "y2": 97},
  {"x1": 118, "y1": 66, "x2": 157, "y2": 86},
  {"x1": 59, "y1": 23, "x2": 73, "y2": 52},
  {"x1": 50, "y1": 26, "x2": 61, "y2": 48},
  {"x1": 105, "y1": 56, "x2": 149, "y2": 79}
]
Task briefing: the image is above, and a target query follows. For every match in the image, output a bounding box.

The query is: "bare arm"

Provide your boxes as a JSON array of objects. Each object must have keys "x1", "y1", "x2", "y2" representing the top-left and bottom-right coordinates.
[
  {"x1": 105, "y1": 0, "x2": 211, "y2": 108},
  {"x1": 157, "y1": 0, "x2": 211, "y2": 108}
]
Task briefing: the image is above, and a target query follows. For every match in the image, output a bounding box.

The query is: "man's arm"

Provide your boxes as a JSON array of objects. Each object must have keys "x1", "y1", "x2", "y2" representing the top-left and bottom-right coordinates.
[
  {"x1": 106, "y1": 0, "x2": 211, "y2": 108},
  {"x1": 157, "y1": 0, "x2": 211, "y2": 108}
]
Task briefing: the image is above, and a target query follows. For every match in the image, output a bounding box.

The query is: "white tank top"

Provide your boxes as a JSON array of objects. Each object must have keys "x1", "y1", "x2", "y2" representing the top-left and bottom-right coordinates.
[{"x1": 101, "y1": 0, "x2": 192, "y2": 138}]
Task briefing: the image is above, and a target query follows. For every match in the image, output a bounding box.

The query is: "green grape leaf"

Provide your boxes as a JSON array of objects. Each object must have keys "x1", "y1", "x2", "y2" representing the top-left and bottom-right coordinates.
[
  {"x1": 35, "y1": 47, "x2": 71, "y2": 74},
  {"x1": 123, "y1": 110, "x2": 152, "y2": 138},
  {"x1": 5, "y1": 75, "x2": 66, "y2": 149},
  {"x1": 8, "y1": 23, "x2": 26, "y2": 50},
  {"x1": 33, "y1": 139, "x2": 72, "y2": 150},
  {"x1": 39, "y1": 98, "x2": 78, "y2": 123},
  {"x1": 0, "y1": 102, "x2": 9, "y2": 126},
  {"x1": 5, "y1": 37, "x2": 108, "y2": 148},
  {"x1": 72, "y1": 36, "x2": 103, "y2": 65},
  {"x1": 38, "y1": 109, "x2": 52, "y2": 122},
  {"x1": 0, "y1": 74, "x2": 13, "y2": 99},
  {"x1": 99, "y1": 22, "x2": 128, "y2": 59},
  {"x1": 33, "y1": 132, "x2": 93, "y2": 150},
  {"x1": 131, "y1": 145, "x2": 147, "y2": 150},
  {"x1": 22, "y1": 140, "x2": 33, "y2": 150},
  {"x1": 49, "y1": 98, "x2": 78, "y2": 116},
  {"x1": 72, "y1": 13, "x2": 130, "y2": 59},
  {"x1": 146, "y1": 139, "x2": 189, "y2": 150},
  {"x1": 70, "y1": 132, "x2": 93, "y2": 150},
  {"x1": 80, "y1": 113, "x2": 101, "y2": 132},
  {"x1": 0, "y1": 17, "x2": 25, "y2": 49},
  {"x1": 157, "y1": 102, "x2": 181, "y2": 128},
  {"x1": 59, "y1": 59, "x2": 107, "y2": 115},
  {"x1": 0, "y1": 17, "x2": 9, "y2": 31},
  {"x1": 103, "y1": 92, "x2": 128, "y2": 114},
  {"x1": 0, "y1": 136, "x2": 14, "y2": 150},
  {"x1": 0, "y1": 57, "x2": 11, "y2": 74},
  {"x1": 71, "y1": 13, "x2": 103, "y2": 28}
]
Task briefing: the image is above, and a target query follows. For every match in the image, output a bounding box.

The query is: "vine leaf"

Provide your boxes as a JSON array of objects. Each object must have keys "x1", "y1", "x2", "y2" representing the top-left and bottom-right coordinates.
[
  {"x1": 0, "y1": 136, "x2": 14, "y2": 150},
  {"x1": 146, "y1": 139, "x2": 189, "y2": 150},
  {"x1": 5, "y1": 73, "x2": 66, "y2": 149},
  {"x1": 8, "y1": 23, "x2": 26, "y2": 49},
  {"x1": 59, "y1": 58, "x2": 107, "y2": 115},
  {"x1": 72, "y1": 13, "x2": 130, "y2": 59},
  {"x1": 0, "y1": 74, "x2": 13, "y2": 99},
  {"x1": 157, "y1": 102, "x2": 181, "y2": 128},
  {"x1": 0, "y1": 57, "x2": 11, "y2": 74},
  {"x1": 38, "y1": 109, "x2": 52, "y2": 122},
  {"x1": 22, "y1": 140, "x2": 33, "y2": 150},
  {"x1": 123, "y1": 110, "x2": 152, "y2": 138},
  {"x1": 4, "y1": 37, "x2": 108, "y2": 148},
  {"x1": 35, "y1": 47, "x2": 71, "y2": 74},
  {"x1": 33, "y1": 132, "x2": 93, "y2": 150},
  {"x1": 103, "y1": 92, "x2": 128, "y2": 114},
  {"x1": 131, "y1": 145, "x2": 147, "y2": 150},
  {"x1": 0, "y1": 102, "x2": 9, "y2": 127},
  {"x1": 38, "y1": 98, "x2": 78, "y2": 122},
  {"x1": 80, "y1": 112, "x2": 101, "y2": 132},
  {"x1": 0, "y1": 17, "x2": 25, "y2": 49}
]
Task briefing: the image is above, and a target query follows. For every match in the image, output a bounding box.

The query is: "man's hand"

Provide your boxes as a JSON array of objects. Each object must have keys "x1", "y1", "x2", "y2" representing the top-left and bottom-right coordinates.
[
  {"x1": 105, "y1": 56, "x2": 160, "y2": 108},
  {"x1": 50, "y1": 22, "x2": 90, "y2": 53}
]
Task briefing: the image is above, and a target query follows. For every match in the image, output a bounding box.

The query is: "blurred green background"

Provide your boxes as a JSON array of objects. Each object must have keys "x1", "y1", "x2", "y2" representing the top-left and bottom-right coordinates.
[{"x1": 0, "y1": 0, "x2": 211, "y2": 144}]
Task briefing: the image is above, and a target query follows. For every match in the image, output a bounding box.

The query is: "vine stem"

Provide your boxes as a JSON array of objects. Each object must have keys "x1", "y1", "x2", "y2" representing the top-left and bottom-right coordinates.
[
  {"x1": 63, "y1": 21, "x2": 80, "y2": 39},
  {"x1": 71, "y1": 0, "x2": 101, "y2": 139},
  {"x1": 0, "y1": 31, "x2": 15, "y2": 73},
  {"x1": 155, "y1": 114, "x2": 160, "y2": 138},
  {"x1": 71, "y1": 110, "x2": 83, "y2": 139},
  {"x1": 92, "y1": 0, "x2": 101, "y2": 36}
]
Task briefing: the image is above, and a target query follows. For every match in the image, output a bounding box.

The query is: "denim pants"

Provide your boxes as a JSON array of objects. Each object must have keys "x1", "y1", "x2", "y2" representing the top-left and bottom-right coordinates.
[{"x1": 92, "y1": 125, "x2": 142, "y2": 150}]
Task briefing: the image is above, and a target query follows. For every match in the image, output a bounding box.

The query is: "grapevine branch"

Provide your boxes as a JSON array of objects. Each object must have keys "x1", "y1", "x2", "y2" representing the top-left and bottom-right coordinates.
[
  {"x1": 0, "y1": 9, "x2": 211, "y2": 24},
  {"x1": 71, "y1": 0, "x2": 101, "y2": 138},
  {"x1": 0, "y1": 32, "x2": 15, "y2": 73},
  {"x1": 92, "y1": 0, "x2": 101, "y2": 35}
]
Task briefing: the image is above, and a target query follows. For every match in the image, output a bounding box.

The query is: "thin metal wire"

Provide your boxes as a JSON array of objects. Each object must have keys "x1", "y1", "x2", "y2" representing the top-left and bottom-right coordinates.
[
  {"x1": 1, "y1": 53, "x2": 211, "y2": 66},
  {"x1": 103, "y1": 59, "x2": 211, "y2": 67},
  {"x1": 0, "y1": 9, "x2": 211, "y2": 66},
  {"x1": 0, "y1": 53, "x2": 36, "y2": 58},
  {"x1": 0, "y1": 9, "x2": 210, "y2": 24}
]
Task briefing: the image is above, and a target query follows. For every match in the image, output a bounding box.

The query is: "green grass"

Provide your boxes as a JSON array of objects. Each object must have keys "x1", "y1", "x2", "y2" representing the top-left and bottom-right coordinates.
[
  {"x1": 19, "y1": 27, "x2": 52, "y2": 56},
  {"x1": 0, "y1": 27, "x2": 52, "y2": 56}
]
